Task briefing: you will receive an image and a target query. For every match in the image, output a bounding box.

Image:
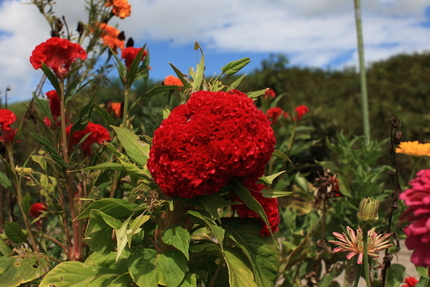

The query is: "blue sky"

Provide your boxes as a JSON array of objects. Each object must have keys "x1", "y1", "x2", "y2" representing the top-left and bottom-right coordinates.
[{"x1": 0, "y1": 0, "x2": 429, "y2": 103}]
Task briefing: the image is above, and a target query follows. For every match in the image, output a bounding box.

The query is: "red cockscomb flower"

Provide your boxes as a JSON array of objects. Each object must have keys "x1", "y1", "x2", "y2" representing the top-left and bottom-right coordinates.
[
  {"x1": 29, "y1": 203, "x2": 48, "y2": 219},
  {"x1": 402, "y1": 276, "x2": 418, "y2": 287},
  {"x1": 106, "y1": 0, "x2": 131, "y2": 19},
  {"x1": 163, "y1": 75, "x2": 184, "y2": 87},
  {"x1": 293, "y1": 105, "x2": 309, "y2": 121},
  {"x1": 400, "y1": 169, "x2": 430, "y2": 271},
  {"x1": 0, "y1": 109, "x2": 17, "y2": 143},
  {"x1": 46, "y1": 90, "x2": 61, "y2": 119},
  {"x1": 66, "y1": 122, "x2": 111, "y2": 155},
  {"x1": 266, "y1": 107, "x2": 288, "y2": 124},
  {"x1": 147, "y1": 89, "x2": 276, "y2": 199},
  {"x1": 264, "y1": 89, "x2": 276, "y2": 100},
  {"x1": 121, "y1": 47, "x2": 147, "y2": 69},
  {"x1": 30, "y1": 38, "x2": 87, "y2": 78},
  {"x1": 232, "y1": 180, "x2": 280, "y2": 236}
]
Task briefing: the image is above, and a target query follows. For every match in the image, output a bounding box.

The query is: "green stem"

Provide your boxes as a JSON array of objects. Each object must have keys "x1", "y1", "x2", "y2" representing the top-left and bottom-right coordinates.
[
  {"x1": 362, "y1": 228, "x2": 371, "y2": 287},
  {"x1": 354, "y1": 0, "x2": 370, "y2": 143},
  {"x1": 353, "y1": 263, "x2": 363, "y2": 287}
]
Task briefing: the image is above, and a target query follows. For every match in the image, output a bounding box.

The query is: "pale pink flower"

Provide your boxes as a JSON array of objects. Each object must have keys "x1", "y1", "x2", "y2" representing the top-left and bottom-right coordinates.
[{"x1": 329, "y1": 226, "x2": 392, "y2": 264}]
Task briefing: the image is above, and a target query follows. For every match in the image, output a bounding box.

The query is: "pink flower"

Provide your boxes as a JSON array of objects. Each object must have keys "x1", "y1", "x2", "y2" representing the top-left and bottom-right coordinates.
[
  {"x1": 293, "y1": 105, "x2": 309, "y2": 121},
  {"x1": 402, "y1": 276, "x2": 418, "y2": 287},
  {"x1": 0, "y1": 109, "x2": 17, "y2": 143},
  {"x1": 329, "y1": 226, "x2": 392, "y2": 264},
  {"x1": 66, "y1": 122, "x2": 111, "y2": 155},
  {"x1": 121, "y1": 47, "x2": 147, "y2": 69},
  {"x1": 400, "y1": 169, "x2": 430, "y2": 269},
  {"x1": 30, "y1": 38, "x2": 87, "y2": 78}
]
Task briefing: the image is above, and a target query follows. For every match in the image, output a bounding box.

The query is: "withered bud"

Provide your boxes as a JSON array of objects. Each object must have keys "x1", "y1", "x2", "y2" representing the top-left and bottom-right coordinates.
[
  {"x1": 126, "y1": 37, "x2": 134, "y2": 48},
  {"x1": 118, "y1": 31, "x2": 125, "y2": 41},
  {"x1": 394, "y1": 131, "x2": 402, "y2": 145},
  {"x1": 76, "y1": 21, "x2": 84, "y2": 36}
]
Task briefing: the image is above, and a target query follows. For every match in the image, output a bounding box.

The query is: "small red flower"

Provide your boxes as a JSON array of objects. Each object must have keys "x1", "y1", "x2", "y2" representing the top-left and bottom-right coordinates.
[
  {"x1": 30, "y1": 38, "x2": 87, "y2": 78},
  {"x1": 29, "y1": 202, "x2": 48, "y2": 219},
  {"x1": 163, "y1": 75, "x2": 184, "y2": 87},
  {"x1": 121, "y1": 47, "x2": 147, "y2": 69},
  {"x1": 264, "y1": 89, "x2": 276, "y2": 100},
  {"x1": 266, "y1": 107, "x2": 288, "y2": 124},
  {"x1": 402, "y1": 276, "x2": 418, "y2": 287},
  {"x1": 46, "y1": 90, "x2": 61, "y2": 119},
  {"x1": 293, "y1": 105, "x2": 309, "y2": 121},
  {"x1": 0, "y1": 109, "x2": 17, "y2": 143},
  {"x1": 66, "y1": 122, "x2": 111, "y2": 155}
]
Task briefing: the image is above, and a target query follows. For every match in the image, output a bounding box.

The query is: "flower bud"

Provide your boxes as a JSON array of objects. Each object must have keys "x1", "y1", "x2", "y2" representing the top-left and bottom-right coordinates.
[{"x1": 357, "y1": 197, "x2": 379, "y2": 230}]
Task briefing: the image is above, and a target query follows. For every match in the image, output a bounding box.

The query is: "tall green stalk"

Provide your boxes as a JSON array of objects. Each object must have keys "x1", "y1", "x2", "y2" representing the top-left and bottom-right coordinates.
[
  {"x1": 362, "y1": 228, "x2": 371, "y2": 287},
  {"x1": 354, "y1": 0, "x2": 370, "y2": 143}
]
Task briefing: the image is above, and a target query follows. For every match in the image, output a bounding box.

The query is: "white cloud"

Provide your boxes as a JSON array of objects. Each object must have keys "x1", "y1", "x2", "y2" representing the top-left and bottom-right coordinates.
[{"x1": 0, "y1": 0, "x2": 429, "y2": 102}]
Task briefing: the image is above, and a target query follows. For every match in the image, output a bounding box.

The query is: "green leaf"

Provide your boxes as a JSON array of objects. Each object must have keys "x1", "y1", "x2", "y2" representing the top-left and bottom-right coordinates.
[
  {"x1": 169, "y1": 63, "x2": 193, "y2": 89},
  {"x1": 94, "y1": 104, "x2": 116, "y2": 126},
  {"x1": 41, "y1": 62, "x2": 61, "y2": 95},
  {"x1": 125, "y1": 44, "x2": 147, "y2": 88},
  {"x1": 223, "y1": 218, "x2": 279, "y2": 287},
  {"x1": 110, "y1": 273, "x2": 134, "y2": 287},
  {"x1": 230, "y1": 179, "x2": 271, "y2": 235},
  {"x1": 187, "y1": 210, "x2": 225, "y2": 249},
  {"x1": 84, "y1": 210, "x2": 121, "y2": 254},
  {"x1": 319, "y1": 263, "x2": 344, "y2": 287},
  {"x1": 282, "y1": 233, "x2": 310, "y2": 270},
  {"x1": 221, "y1": 58, "x2": 250, "y2": 78},
  {"x1": 0, "y1": 250, "x2": 50, "y2": 286},
  {"x1": 130, "y1": 85, "x2": 182, "y2": 111},
  {"x1": 261, "y1": 188, "x2": 293, "y2": 198},
  {"x1": 0, "y1": 236, "x2": 12, "y2": 256},
  {"x1": 111, "y1": 126, "x2": 149, "y2": 166},
  {"x1": 386, "y1": 264, "x2": 406, "y2": 287},
  {"x1": 227, "y1": 74, "x2": 246, "y2": 91},
  {"x1": 192, "y1": 42, "x2": 205, "y2": 92},
  {"x1": 33, "y1": 92, "x2": 54, "y2": 122},
  {"x1": 22, "y1": 193, "x2": 31, "y2": 216},
  {"x1": 179, "y1": 273, "x2": 197, "y2": 287},
  {"x1": 31, "y1": 133, "x2": 70, "y2": 169},
  {"x1": 161, "y1": 225, "x2": 191, "y2": 261},
  {"x1": 417, "y1": 277, "x2": 430, "y2": 287},
  {"x1": 163, "y1": 108, "x2": 171, "y2": 119},
  {"x1": 76, "y1": 198, "x2": 142, "y2": 220},
  {"x1": 158, "y1": 250, "x2": 187, "y2": 287},
  {"x1": 417, "y1": 266, "x2": 430, "y2": 278},
  {"x1": 0, "y1": 170, "x2": 12, "y2": 190},
  {"x1": 261, "y1": 171, "x2": 286, "y2": 185},
  {"x1": 70, "y1": 99, "x2": 94, "y2": 136},
  {"x1": 81, "y1": 162, "x2": 125, "y2": 171},
  {"x1": 272, "y1": 150, "x2": 291, "y2": 162},
  {"x1": 223, "y1": 247, "x2": 258, "y2": 287},
  {"x1": 128, "y1": 249, "x2": 159, "y2": 287},
  {"x1": 39, "y1": 261, "x2": 120, "y2": 287},
  {"x1": 247, "y1": 89, "x2": 269, "y2": 100},
  {"x1": 4, "y1": 222, "x2": 27, "y2": 244}
]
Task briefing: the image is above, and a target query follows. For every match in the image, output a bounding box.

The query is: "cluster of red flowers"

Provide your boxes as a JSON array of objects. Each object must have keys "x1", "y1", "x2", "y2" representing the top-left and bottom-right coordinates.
[
  {"x1": 0, "y1": 109, "x2": 17, "y2": 144},
  {"x1": 148, "y1": 89, "x2": 278, "y2": 234},
  {"x1": 266, "y1": 107, "x2": 288, "y2": 124},
  {"x1": 30, "y1": 37, "x2": 87, "y2": 78},
  {"x1": 402, "y1": 276, "x2": 418, "y2": 287},
  {"x1": 105, "y1": 0, "x2": 131, "y2": 19},
  {"x1": 294, "y1": 105, "x2": 309, "y2": 121},
  {"x1": 400, "y1": 169, "x2": 430, "y2": 272},
  {"x1": 148, "y1": 90, "x2": 276, "y2": 198},
  {"x1": 66, "y1": 122, "x2": 111, "y2": 155},
  {"x1": 43, "y1": 90, "x2": 61, "y2": 127},
  {"x1": 121, "y1": 47, "x2": 147, "y2": 69}
]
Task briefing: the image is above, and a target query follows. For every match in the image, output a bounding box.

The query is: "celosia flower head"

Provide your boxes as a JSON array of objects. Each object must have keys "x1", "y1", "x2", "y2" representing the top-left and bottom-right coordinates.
[
  {"x1": 0, "y1": 109, "x2": 17, "y2": 143},
  {"x1": 66, "y1": 122, "x2": 111, "y2": 155},
  {"x1": 106, "y1": 0, "x2": 131, "y2": 19},
  {"x1": 329, "y1": 226, "x2": 392, "y2": 264},
  {"x1": 29, "y1": 203, "x2": 48, "y2": 219},
  {"x1": 266, "y1": 107, "x2": 288, "y2": 124},
  {"x1": 46, "y1": 90, "x2": 61, "y2": 119},
  {"x1": 121, "y1": 47, "x2": 147, "y2": 69},
  {"x1": 400, "y1": 169, "x2": 430, "y2": 269},
  {"x1": 293, "y1": 105, "x2": 309, "y2": 121},
  {"x1": 98, "y1": 23, "x2": 125, "y2": 53},
  {"x1": 147, "y1": 89, "x2": 276, "y2": 198},
  {"x1": 30, "y1": 38, "x2": 87, "y2": 78},
  {"x1": 264, "y1": 89, "x2": 276, "y2": 100},
  {"x1": 396, "y1": 141, "x2": 430, "y2": 157},
  {"x1": 163, "y1": 75, "x2": 184, "y2": 87},
  {"x1": 402, "y1": 276, "x2": 418, "y2": 287}
]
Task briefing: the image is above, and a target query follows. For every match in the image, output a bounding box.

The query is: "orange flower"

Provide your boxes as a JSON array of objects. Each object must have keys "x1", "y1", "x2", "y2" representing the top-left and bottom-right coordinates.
[
  {"x1": 163, "y1": 75, "x2": 183, "y2": 87},
  {"x1": 106, "y1": 0, "x2": 131, "y2": 19},
  {"x1": 98, "y1": 23, "x2": 124, "y2": 53},
  {"x1": 105, "y1": 100, "x2": 123, "y2": 118},
  {"x1": 396, "y1": 141, "x2": 430, "y2": 157}
]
